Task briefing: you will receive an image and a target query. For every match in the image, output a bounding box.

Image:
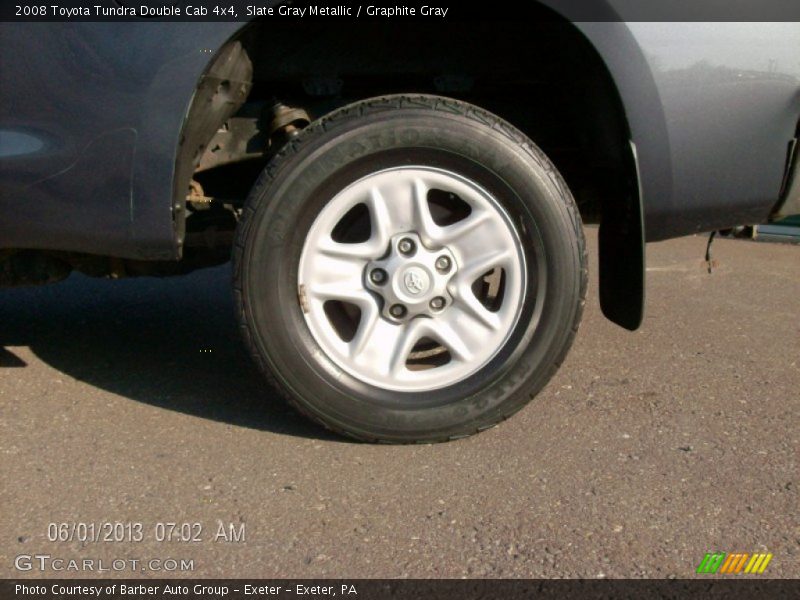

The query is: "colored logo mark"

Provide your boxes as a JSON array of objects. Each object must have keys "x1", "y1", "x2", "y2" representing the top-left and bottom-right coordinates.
[{"x1": 696, "y1": 552, "x2": 773, "y2": 574}]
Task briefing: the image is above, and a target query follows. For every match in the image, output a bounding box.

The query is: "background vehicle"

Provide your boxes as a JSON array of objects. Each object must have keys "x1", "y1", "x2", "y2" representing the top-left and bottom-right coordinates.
[
  {"x1": 755, "y1": 216, "x2": 800, "y2": 242},
  {"x1": 1, "y1": 8, "x2": 798, "y2": 441}
]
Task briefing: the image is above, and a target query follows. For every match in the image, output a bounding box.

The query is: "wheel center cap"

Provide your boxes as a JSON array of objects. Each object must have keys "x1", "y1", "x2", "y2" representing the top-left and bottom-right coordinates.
[
  {"x1": 402, "y1": 267, "x2": 430, "y2": 296},
  {"x1": 364, "y1": 232, "x2": 457, "y2": 321}
]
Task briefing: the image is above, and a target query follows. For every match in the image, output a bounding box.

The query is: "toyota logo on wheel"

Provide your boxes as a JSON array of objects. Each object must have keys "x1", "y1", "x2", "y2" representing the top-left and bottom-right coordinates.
[{"x1": 403, "y1": 269, "x2": 429, "y2": 295}]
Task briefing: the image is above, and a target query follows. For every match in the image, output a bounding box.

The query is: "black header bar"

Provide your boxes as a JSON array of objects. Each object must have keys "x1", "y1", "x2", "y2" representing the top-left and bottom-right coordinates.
[{"x1": 4, "y1": 0, "x2": 800, "y2": 22}]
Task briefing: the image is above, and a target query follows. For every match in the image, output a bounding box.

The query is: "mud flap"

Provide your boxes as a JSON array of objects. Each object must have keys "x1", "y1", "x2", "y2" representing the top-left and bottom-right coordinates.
[{"x1": 599, "y1": 141, "x2": 645, "y2": 331}]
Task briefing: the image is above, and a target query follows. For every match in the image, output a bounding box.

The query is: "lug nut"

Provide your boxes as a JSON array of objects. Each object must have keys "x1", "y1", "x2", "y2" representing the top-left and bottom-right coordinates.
[
  {"x1": 398, "y1": 238, "x2": 416, "y2": 256},
  {"x1": 429, "y1": 297, "x2": 446, "y2": 311},
  {"x1": 389, "y1": 304, "x2": 407, "y2": 318},
  {"x1": 435, "y1": 256, "x2": 451, "y2": 273},
  {"x1": 369, "y1": 268, "x2": 387, "y2": 285}
]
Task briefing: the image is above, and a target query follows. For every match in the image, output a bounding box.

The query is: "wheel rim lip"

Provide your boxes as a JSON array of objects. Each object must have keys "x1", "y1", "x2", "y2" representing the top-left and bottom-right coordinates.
[{"x1": 297, "y1": 165, "x2": 528, "y2": 393}]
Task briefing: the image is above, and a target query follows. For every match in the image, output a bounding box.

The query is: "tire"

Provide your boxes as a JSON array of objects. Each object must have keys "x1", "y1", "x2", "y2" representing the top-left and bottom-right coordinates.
[{"x1": 234, "y1": 94, "x2": 587, "y2": 443}]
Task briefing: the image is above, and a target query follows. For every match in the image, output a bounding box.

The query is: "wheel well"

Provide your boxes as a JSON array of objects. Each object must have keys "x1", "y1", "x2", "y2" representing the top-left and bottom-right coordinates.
[{"x1": 176, "y1": 11, "x2": 644, "y2": 328}]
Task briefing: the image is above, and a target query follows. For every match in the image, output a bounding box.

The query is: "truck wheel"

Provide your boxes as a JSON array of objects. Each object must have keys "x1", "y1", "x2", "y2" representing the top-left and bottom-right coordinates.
[{"x1": 234, "y1": 95, "x2": 586, "y2": 443}]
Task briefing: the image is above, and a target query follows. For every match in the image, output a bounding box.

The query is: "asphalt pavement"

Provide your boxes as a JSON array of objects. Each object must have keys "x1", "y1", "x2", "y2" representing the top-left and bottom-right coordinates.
[{"x1": 1, "y1": 228, "x2": 797, "y2": 578}]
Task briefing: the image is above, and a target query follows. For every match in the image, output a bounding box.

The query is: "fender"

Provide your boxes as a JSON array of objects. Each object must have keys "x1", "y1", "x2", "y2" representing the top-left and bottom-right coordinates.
[
  {"x1": 573, "y1": 19, "x2": 666, "y2": 330},
  {"x1": 0, "y1": 22, "x2": 243, "y2": 260},
  {"x1": 543, "y1": 3, "x2": 659, "y2": 329}
]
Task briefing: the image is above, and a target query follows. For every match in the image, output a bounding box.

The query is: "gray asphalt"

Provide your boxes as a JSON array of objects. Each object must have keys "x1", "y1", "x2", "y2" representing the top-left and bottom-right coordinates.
[{"x1": 1, "y1": 228, "x2": 798, "y2": 578}]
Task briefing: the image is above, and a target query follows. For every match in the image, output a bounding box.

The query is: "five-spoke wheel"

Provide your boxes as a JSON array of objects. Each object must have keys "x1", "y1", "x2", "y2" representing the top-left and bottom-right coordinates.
[{"x1": 298, "y1": 166, "x2": 526, "y2": 391}]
